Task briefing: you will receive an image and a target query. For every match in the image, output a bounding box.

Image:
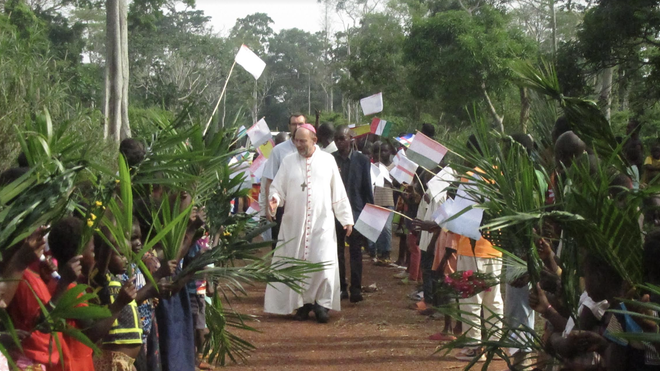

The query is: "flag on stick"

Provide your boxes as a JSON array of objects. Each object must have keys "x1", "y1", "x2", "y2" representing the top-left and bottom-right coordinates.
[
  {"x1": 350, "y1": 124, "x2": 372, "y2": 138},
  {"x1": 406, "y1": 132, "x2": 448, "y2": 170},
  {"x1": 246, "y1": 118, "x2": 271, "y2": 147},
  {"x1": 395, "y1": 134, "x2": 414, "y2": 148},
  {"x1": 258, "y1": 139, "x2": 275, "y2": 159},
  {"x1": 360, "y1": 92, "x2": 383, "y2": 115},
  {"x1": 390, "y1": 154, "x2": 418, "y2": 184},
  {"x1": 236, "y1": 125, "x2": 247, "y2": 139},
  {"x1": 370, "y1": 117, "x2": 392, "y2": 137},
  {"x1": 355, "y1": 204, "x2": 394, "y2": 243},
  {"x1": 432, "y1": 183, "x2": 484, "y2": 240},
  {"x1": 250, "y1": 155, "x2": 267, "y2": 180},
  {"x1": 235, "y1": 44, "x2": 266, "y2": 80},
  {"x1": 392, "y1": 149, "x2": 406, "y2": 167}
]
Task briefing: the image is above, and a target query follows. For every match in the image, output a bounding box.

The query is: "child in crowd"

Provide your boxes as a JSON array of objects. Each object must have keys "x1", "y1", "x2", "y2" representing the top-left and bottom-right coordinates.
[
  {"x1": 371, "y1": 140, "x2": 396, "y2": 263},
  {"x1": 93, "y1": 225, "x2": 143, "y2": 371}
]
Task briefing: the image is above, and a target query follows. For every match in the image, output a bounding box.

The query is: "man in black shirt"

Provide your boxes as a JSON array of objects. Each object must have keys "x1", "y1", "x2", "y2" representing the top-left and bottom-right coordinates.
[{"x1": 333, "y1": 125, "x2": 373, "y2": 302}]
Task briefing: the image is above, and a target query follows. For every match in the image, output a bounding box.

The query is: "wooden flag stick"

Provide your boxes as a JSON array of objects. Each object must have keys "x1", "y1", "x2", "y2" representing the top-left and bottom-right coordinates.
[
  {"x1": 415, "y1": 172, "x2": 426, "y2": 194},
  {"x1": 370, "y1": 204, "x2": 413, "y2": 221},
  {"x1": 204, "y1": 60, "x2": 237, "y2": 136},
  {"x1": 419, "y1": 165, "x2": 438, "y2": 177}
]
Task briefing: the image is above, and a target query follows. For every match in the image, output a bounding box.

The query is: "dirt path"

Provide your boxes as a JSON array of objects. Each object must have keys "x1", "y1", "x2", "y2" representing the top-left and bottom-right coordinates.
[{"x1": 222, "y1": 238, "x2": 506, "y2": 371}]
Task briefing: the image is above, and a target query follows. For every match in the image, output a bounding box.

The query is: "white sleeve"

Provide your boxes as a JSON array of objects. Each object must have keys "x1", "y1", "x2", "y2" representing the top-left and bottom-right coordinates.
[
  {"x1": 269, "y1": 159, "x2": 287, "y2": 207},
  {"x1": 262, "y1": 147, "x2": 280, "y2": 180}
]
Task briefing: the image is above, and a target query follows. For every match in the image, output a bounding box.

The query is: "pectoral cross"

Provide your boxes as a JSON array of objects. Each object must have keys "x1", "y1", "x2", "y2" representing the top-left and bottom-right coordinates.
[{"x1": 301, "y1": 181, "x2": 307, "y2": 191}]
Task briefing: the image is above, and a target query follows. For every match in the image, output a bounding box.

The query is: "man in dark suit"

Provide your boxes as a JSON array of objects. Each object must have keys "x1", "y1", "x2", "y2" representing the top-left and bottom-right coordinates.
[{"x1": 333, "y1": 125, "x2": 373, "y2": 303}]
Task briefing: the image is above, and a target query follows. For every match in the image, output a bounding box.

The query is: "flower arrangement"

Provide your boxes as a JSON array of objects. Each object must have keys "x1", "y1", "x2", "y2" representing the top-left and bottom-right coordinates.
[{"x1": 439, "y1": 270, "x2": 499, "y2": 299}]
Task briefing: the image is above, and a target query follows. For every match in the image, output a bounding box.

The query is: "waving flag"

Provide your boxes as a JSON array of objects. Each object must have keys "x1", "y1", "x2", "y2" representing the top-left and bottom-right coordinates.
[
  {"x1": 360, "y1": 92, "x2": 383, "y2": 115},
  {"x1": 350, "y1": 124, "x2": 372, "y2": 138},
  {"x1": 392, "y1": 148, "x2": 406, "y2": 167},
  {"x1": 370, "y1": 117, "x2": 392, "y2": 137},
  {"x1": 250, "y1": 155, "x2": 267, "y2": 180},
  {"x1": 395, "y1": 134, "x2": 414, "y2": 148},
  {"x1": 235, "y1": 44, "x2": 266, "y2": 80},
  {"x1": 246, "y1": 118, "x2": 271, "y2": 147},
  {"x1": 236, "y1": 125, "x2": 247, "y2": 139},
  {"x1": 390, "y1": 154, "x2": 418, "y2": 184},
  {"x1": 355, "y1": 204, "x2": 394, "y2": 243},
  {"x1": 258, "y1": 139, "x2": 275, "y2": 159},
  {"x1": 406, "y1": 132, "x2": 448, "y2": 170}
]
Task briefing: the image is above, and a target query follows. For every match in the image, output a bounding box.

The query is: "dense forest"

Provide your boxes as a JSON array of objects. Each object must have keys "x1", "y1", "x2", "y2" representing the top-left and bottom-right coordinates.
[{"x1": 2, "y1": 0, "x2": 660, "y2": 168}]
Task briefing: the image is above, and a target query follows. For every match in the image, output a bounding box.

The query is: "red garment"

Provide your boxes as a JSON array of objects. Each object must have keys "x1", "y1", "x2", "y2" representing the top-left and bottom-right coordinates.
[
  {"x1": 8, "y1": 270, "x2": 69, "y2": 371},
  {"x1": 407, "y1": 232, "x2": 422, "y2": 281},
  {"x1": 62, "y1": 283, "x2": 94, "y2": 371}
]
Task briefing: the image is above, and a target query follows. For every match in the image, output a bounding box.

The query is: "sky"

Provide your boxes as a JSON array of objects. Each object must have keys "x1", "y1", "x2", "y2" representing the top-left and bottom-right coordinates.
[{"x1": 194, "y1": 0, "x2": 332, "y2": 35}]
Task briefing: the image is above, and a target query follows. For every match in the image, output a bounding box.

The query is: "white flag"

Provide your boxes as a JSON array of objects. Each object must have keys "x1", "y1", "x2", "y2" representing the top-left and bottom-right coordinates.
[
  {"x1": 390, "y1": 154, "x2": 418, "y2": 185},
  {"x1": 355, "y1": 204, "x2": 394, "y2": 243},
  {"x1": 246, "y1": 118, "x2": 271, "y2": 147},
  {"x1": 360, "y1": 92, "x2": 383, "y2": 116},
  {"x1": 235, "y1": 44, "x2": 266, "y2": 80},
  {"x1": 432, "y1": 182, "x2": 484, "y2": 241}
]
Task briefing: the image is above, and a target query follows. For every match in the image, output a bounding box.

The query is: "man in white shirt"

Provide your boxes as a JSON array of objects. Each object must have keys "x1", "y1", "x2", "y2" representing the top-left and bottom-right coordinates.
[{"x1": 263, "y1": 113, "x2": 306, "y2": 246}]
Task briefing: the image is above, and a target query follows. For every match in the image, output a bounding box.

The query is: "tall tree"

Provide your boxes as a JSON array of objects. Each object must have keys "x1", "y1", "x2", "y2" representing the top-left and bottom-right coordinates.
[
  {"x1": 405, "y1": 1, "x2": 534, "y2": 132},
  {"x1": 104, "y1": 0, "x2": 129, "y2": 142}
]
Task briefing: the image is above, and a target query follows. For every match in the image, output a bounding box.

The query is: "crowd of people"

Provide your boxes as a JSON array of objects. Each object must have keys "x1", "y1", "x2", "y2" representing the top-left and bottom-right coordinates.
[
  {"x1": 0, "y1": 139, "x2": 214, "y2": 371},
  {"x1": 259, "y1": 113, "x2": 660, "y2": 371},
  {"x1": 2, "y1": 111, "x2": 660, "y2": 371}
]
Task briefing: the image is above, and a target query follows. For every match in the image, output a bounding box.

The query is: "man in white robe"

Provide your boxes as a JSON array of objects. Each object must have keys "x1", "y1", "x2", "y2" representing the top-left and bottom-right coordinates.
[{"x1": 266, "y1": 124, "x2": 354, "y2": 323}]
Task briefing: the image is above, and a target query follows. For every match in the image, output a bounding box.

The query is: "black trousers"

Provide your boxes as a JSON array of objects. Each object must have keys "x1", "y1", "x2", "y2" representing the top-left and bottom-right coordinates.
[
  {"x1": 336, "y1": 220, "x2": 363, "y2": 293},
  {"x1": 271, "y1": 206, "x2": 284, "y2": 250}
]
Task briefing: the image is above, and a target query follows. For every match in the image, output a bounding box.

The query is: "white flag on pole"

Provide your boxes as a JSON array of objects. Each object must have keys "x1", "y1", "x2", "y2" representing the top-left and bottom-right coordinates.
[
  {"x1": 355, "y1": 204, "x2": 394, "y2": 243},
  {"x1": 235, "y1": 44, "x2": 266, "y2": 80},
  {"x1": 390, "y1": 154, "x2": 418, "y2": 185},
  {"x1": 432, "y1": 182, "x2": 484, "y2": 241},
  {"x1": 246, "y1": 118, "x2": 271, "y2": 147},
  {"x1": 360, "y1": 92, "x2": 383, "y2": 116}
]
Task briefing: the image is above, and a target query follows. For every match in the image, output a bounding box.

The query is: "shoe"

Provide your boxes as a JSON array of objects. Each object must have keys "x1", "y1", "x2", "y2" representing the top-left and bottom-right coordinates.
[
  {"x1": 393, "y1": 271, "x2": 408, "y2": 279},
  {"x1": 374, "y1": 259, "x2": 391, "y2": 267},
  {"x1": 455, "y1": 348, "x2": 486, "y2": 362},
  {"x1": 313, "y1": 304, "x2": 330, "y2": 323},
  {"x1": 293, "y1": 304, "x2": 313, "y2": 321},
  {"x1": 349, "y1": 288, "x2": 364, "y2": 303},
  {"x1": 340, "y1": 290, "x2": 348, "y2": 300},
  {"x1": 197, "y1": 361, "x2": 212, "y2": 370},
  {"x1": 408, "y1": 290, "x2": 423, "y2": 301}
]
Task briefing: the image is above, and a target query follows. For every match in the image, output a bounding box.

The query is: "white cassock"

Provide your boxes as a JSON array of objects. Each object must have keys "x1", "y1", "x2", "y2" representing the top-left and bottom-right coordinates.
[{"x1": 265, "y1": 146, "x2": 353, "y2": 314}]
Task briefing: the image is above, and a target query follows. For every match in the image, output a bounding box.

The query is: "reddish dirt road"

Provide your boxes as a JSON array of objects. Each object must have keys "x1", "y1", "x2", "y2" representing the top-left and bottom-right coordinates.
[{"x1": 221, "y1": 239, "x2": 506, "y2": 371}]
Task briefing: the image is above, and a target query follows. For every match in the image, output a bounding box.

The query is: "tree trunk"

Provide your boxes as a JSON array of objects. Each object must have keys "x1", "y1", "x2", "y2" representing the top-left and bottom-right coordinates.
[
  {"x1": 330, "y1": 85, "x2": 334, "y2": 112},
  {"x1": 550, "y1": 0, "x2": 557, "y2": 61},
  {"x1": 308, "y1": 73, "x2": 311, "y2": 116},
  {"x1": 252, "y1": 80, "x2": 258, "y2": 124},
  {"x1": 481, "y1": 82, "x2": 504, "y2": 133},
  {"x1": 104, "y1": 0, "x2": 130, "y2": 143},
  {"x1": 119, "y1": 0, "x2": 130, "y2": 140},
  {"x1": 599, "y1": 67, "x2": 614, "y2": 121},
  {"x1": 519, "y1": 87, "x2": 531, "y2": 133},
  {"x1": 617, "y1": 67, "x2": 629, "y2": 111},
  {"x1": 221, "y1": 89, "x2": 226, "y2": 128}
]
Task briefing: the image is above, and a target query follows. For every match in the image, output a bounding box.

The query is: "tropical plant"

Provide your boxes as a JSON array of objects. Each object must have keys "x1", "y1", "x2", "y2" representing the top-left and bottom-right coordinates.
[{"x1": 430, "y1": 61, "x2": 656, "y2": 370}]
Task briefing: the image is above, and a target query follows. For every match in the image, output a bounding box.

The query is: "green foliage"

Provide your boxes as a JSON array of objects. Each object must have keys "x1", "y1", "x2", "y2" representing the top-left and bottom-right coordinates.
[{"x1": 404, "y1": 4, "x2": 535, "y2": 123}]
